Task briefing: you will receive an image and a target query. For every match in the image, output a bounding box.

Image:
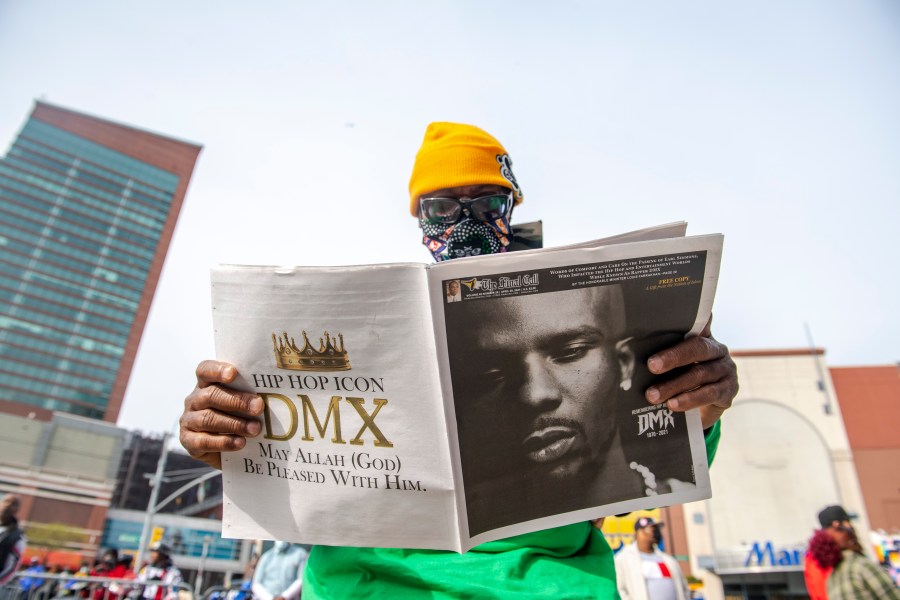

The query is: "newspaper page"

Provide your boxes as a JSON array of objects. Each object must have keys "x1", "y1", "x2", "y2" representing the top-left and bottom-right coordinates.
[
  {"x1": 213, "y1": 263, "x2": 462, "y2": 550},
  {"x1": 428, "y1": 234, "x2": 722, "y2": 548},
  {"x1": 213, "y1": 224, "x2": 721, "y2": 552}
]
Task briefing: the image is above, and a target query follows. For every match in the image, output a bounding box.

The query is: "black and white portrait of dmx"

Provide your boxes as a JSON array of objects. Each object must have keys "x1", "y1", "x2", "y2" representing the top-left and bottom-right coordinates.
[{"x1": 445, "y1": 278, "x2": 703, "y2": 536}]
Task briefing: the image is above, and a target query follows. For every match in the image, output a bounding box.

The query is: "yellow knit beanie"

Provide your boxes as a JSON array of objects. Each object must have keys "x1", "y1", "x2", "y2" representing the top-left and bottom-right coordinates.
[{"x1": 408, "y1": 122, "x2": 524, "y2": 216}]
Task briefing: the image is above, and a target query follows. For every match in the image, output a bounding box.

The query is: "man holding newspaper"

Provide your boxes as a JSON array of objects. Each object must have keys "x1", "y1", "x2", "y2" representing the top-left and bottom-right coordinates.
[{"x1": 180, "y1": 122, "x2": 738, "y2": 598}]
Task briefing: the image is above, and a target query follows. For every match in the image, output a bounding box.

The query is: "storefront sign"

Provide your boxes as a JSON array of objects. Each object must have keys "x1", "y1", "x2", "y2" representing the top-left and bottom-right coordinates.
[{"x1": 743, "y1": 541, "x2": 803, "y2": 567}]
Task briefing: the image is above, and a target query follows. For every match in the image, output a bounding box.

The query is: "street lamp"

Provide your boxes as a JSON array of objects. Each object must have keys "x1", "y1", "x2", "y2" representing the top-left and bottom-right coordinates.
[
  {"x1": 133, "y1": 433, "x2": 220, "y2": 572},
  {"x1": 135, "y1": 432, "x2": 171, "y2": 572}
]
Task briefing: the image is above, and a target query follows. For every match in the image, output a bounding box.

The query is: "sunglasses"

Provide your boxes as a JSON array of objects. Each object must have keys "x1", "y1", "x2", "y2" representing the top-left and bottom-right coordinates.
[{"x1": 419, "y1": 192, "x2": 513, "y2": 226}]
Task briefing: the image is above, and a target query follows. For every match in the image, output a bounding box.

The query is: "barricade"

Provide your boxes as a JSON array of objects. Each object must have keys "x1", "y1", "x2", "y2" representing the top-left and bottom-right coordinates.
[
  {"x1": 199, "y1": 582, "x2": 250, "y2": 600},
  {"x1": 2, "y1": 572, "x2": 194, "y2": 600},
  {"x1": 198, "y1": 586, "x2": 225, "y2": 600}
]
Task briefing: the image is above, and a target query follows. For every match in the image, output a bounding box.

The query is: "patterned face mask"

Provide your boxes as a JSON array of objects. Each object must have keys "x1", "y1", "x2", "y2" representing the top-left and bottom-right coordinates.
[{"x1": 420, "y1": 214, "x2": 512, "y2": 262}]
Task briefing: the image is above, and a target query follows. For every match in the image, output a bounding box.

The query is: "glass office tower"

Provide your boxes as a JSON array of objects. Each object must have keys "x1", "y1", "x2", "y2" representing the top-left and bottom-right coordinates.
[{"x1": 0, "y1": 102, "x2": 201, "y2": 422}]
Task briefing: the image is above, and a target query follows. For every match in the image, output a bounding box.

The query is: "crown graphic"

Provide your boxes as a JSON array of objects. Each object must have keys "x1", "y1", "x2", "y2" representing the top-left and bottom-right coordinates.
[{"x1": 272, "y1": 330, "x2": 351, "y2": 371}]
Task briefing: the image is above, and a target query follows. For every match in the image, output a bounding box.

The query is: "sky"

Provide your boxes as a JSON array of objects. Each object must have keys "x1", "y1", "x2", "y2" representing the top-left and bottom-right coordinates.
[{"x1": 0, "y1": 1, "x2": 898, "y2": 436}]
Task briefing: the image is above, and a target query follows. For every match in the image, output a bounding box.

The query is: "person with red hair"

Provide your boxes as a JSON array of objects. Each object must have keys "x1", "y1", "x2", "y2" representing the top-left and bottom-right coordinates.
[
  {"x1": 806, "y1": 505, "x2": 900, "y2": 600},
  {"x1": 805, "y1": 528, "x2": 842, "y2": 600}
]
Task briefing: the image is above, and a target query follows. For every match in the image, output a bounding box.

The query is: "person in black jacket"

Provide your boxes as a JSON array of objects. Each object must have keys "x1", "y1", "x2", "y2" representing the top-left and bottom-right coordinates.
[{"x1": 0, "y1": 495, "x2": 25, "y2": 586}]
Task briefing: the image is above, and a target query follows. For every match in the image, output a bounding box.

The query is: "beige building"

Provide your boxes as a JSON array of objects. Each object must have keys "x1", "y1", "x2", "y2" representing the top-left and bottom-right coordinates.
[
  {"x1": 0, "y1": 410, "x2": 126, "y2": 565},
  {"x1": 681, "y1": 349, "x2": 874, "y2": 600}
]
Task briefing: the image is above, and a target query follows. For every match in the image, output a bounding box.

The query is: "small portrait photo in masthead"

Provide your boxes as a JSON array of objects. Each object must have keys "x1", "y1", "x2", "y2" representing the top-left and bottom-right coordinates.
[{"x1": 445, "y1": 279, "x2": 462, "y2": 303}]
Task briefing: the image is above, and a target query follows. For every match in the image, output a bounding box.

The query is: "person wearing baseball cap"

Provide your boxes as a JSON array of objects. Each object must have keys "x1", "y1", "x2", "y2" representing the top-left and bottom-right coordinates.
[
  {"x1": 134, "y1": 541, "x2": 182, "y2": 600},
  {"x1": 818, "y1": 505, "x2": 857, "y2": 529},
  {"x1": 150, "y1": 542, "x2": 171, "y2": 555},
  {"x1": 806, "y1": 505, "x2": 860, "y2": 600},
  {"x1": 634, "y1": 516, "x2": 663, "y2": 531},
  {"x1": 178, "y1": 121, "x2": 739, "y2": 598},
  {"x1": 615, "y1": 516, "x2": 690, "y2": 600},
  {"x1": 807, "y1": 504, "x2": 899, "y2": 599}
]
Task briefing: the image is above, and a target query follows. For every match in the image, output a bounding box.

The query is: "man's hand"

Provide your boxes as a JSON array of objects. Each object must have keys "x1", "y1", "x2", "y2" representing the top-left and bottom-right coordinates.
[
  {"x1": 179, "y1": 360, "x2": 264, "y2": 469},
  {"x1": 644, "y1": 318, "x2": 738, "y2": 429}
]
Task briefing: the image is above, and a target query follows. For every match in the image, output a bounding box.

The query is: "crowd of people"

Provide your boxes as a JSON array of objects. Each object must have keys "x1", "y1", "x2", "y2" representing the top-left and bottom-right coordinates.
[
  {"x1": 4, "y1": 536, "x2": 315, "y2": 600},
  {"x1": 7, "y1": 522, "x2": 898, "y2": 600},
  {"x1": 4, "y1": 542, "x2": 182, "y2": 600}
]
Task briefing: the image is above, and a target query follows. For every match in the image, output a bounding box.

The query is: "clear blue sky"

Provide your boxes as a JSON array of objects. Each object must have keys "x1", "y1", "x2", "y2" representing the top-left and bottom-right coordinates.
[{"x1": 1, "y1": 1, "x2": 898, "y2": 434}]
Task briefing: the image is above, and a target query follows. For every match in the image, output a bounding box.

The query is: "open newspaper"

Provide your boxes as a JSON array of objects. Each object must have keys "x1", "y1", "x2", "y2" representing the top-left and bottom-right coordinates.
[{"x1": 213, "y1": 222, "x2": 723, "y2": 552}]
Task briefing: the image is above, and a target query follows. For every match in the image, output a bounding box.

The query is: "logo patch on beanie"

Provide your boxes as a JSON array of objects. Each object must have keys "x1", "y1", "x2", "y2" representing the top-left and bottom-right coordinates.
[{"x1": 496, "y1": 154, "x2": 522, "y2": 199}]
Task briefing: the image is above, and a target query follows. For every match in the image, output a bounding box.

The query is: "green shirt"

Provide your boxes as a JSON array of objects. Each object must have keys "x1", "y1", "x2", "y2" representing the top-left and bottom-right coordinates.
[
  {"x1": 827, "y1": 550, "x2": 900, "y2": 600},
  {"x1": 303, "y1": 422, "x2": 722, "y2": 599}
]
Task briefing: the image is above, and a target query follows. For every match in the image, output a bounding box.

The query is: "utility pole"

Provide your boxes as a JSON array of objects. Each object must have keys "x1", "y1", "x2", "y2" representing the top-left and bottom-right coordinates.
[
  {"x1": 135, "y1": 432, "x2": 170, "y2": 572},
  {"x1": 195, "y1": 535, "x2": 212, "y2": 597}
]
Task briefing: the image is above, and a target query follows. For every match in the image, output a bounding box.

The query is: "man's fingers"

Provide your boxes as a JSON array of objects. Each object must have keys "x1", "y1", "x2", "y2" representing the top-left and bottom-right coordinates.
[
  {"x1": 668, "y1": 380, "x2": 738, "y2": 430},
  {"x1": 179, "y1": 405, "x2": 262, "y2": 469},
  {"x1": 195, "y1": 360, "x2": 238, "y2": 387},
  {"x1": 180, "y1": 429, "x2": 247, "y2": 452},
  {"x1": 647, "y1": 367, "x2": 739, "y2": 430},
  {"x1": 648, "y1": 335, "x2": 728, "y2": 375},
  {"x1": 181, "y1": 405, "x2": 261, "y2": 438},
  {"x1": 646, "y1": 356, "x2": 735, "y2": 405},
  {"x1": 178, "y1": 430, "x2": 247, "y2": 469},
  {"x1": 661, "y1": 377, "x2": 735, "y2": 413},
  {"x1": 185, "y1": 384, "x2": 264, "y2": 417},
  {"x1": 180, "y1": 360, "x2": 264, "y2": 471},
  {"x1": 644, "y1": 321, "x2": 739, "y2": 430}
]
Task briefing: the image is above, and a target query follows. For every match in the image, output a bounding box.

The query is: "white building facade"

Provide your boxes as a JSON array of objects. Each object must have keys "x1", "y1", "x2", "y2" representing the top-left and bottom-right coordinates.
[{"x1": 682, "y1": 349, "x2": 871, "y2": 599}]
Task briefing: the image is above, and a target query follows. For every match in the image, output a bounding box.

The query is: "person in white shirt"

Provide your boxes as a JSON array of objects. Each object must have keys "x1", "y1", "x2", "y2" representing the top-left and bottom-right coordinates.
[
  {"x1": 251, "y1": 542, "x2": 310, "y2": 600},
  {"x1": 615, "y1": 517, "x2": 691, "y2": 600}
]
